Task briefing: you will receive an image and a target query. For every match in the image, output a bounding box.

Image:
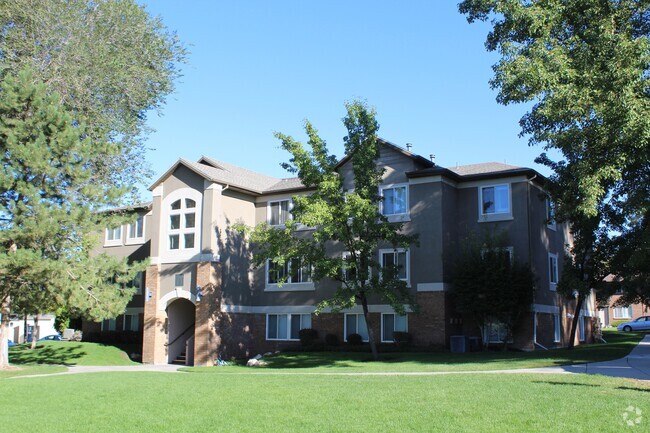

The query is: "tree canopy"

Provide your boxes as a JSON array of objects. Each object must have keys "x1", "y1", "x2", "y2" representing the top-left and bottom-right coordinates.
[
  {"x1": 0, "y1": 69, "x2": 142, "y2": 368},
  {"x1": 240, "y1": 101, "x2": 418, "y2": 360},
  {"x1": 459, "y1": 0, "x2": 650, "y2": 343},
  {"x1": 0, "y1": 0, "x2": 187, "y2": 197},
  {"x1": 452, "y1": 233, "x2": 534, "y2": 349}
]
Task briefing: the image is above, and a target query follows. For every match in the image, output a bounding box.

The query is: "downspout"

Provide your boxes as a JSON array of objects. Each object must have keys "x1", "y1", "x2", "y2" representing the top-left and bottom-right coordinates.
[{"x1": 527, "y1": 174, "x2": 540, "y2": 349}]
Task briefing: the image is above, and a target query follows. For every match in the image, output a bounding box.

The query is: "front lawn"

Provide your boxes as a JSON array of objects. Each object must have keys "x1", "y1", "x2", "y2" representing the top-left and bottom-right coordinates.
[
  {"x1": 187, "y1": 330, "x2": 645, "y2": 374},
  {"x1": 1, "y1": 371, "x2": 648, "y2": 432},
  {"x1": 7, "y1": 341, "x2": 136, "y2": 367}
]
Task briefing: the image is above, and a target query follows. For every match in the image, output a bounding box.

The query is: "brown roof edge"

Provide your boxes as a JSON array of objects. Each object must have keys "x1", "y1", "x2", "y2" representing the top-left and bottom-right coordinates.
[
  {"x1": 334, "y1": 137, "x2": 436, "y2": 170},
  {"x1": 407, "y1": 166, "x2": 547, "y2": 184}
]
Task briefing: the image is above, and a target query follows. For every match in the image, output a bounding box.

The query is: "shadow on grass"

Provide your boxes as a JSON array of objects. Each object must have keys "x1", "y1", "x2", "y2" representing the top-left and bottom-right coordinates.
[
  {"x1": 8, "y1": 344, "x2": 86, "y2": 366},
  {"x1": 259, "y1": 331, "x2": 646, "y2": 370},
  {"x1": 617, "y1": 386, "x2": 650, "y2": 393},
  {"x1": 532, "y1": 380, "x2": 600, "y2": 387}
]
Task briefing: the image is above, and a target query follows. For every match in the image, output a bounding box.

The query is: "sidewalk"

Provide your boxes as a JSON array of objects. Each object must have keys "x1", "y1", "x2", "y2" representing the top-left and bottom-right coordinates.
[{"x1": 534, "y1": 334, "x2": 650, "y2": 381}]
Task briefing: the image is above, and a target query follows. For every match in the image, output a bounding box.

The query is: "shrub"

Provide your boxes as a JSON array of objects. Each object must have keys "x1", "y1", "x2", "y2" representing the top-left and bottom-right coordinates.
[
  {"x1": 392, "y1": 331, "x2": 410, "y2": 348},
  {"x1": 324, "y1": 333, "x2": 339, "y2": 347},
  {"x1": 298, "y1": 328, "x2": 318, "y2": 346},
  {"x1": 346, "y1": 333, "x2": 363, "y2": 346},
  {"x1": 609, "y1": 319, "x2": 629, "y2": 328}
]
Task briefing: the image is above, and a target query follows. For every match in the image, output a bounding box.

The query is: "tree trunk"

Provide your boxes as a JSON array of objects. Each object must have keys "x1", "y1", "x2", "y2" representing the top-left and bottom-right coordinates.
[
  {"x1": 567, "y1": 295, "x2": 584, "y2": 350},
  {"x1": 0, "y1": 295, "x2": 10, "y2": 369},
  {"x1": 360, "y1": 295, "x2": 379, "y2": 361},
  {"x1": 30, "y1": 315, "x2": 39, "y2": 350}
]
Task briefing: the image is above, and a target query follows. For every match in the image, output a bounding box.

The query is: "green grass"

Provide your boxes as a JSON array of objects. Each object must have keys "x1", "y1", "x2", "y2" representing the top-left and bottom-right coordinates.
[
  {"x1": 7, "y1": 341, "x2": 136, "y2": 366},
  {"x1": 1, "y1": 371, "x2": 649, "y2": 432},
  {"x1": 186, "y1": 330, "x2": 645, "y2": 374}
]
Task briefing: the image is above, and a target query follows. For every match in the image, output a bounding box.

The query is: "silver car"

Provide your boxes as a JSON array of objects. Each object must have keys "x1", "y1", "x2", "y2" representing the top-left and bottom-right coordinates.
[{"x1": 617, "y1": 316, "x2": 650, "y2": 332}]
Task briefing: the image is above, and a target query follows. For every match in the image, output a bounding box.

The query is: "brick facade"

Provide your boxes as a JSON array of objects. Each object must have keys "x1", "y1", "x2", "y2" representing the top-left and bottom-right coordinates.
[{"x1": 142, "y1": 264, "x2": 167, "y2": 364}]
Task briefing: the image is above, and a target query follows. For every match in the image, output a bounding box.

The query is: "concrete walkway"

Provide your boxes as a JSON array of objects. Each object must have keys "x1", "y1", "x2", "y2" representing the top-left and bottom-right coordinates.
[
  {"x1": 529, "y1": 334, "x2": 650, "y2": 381},
  {"x1": 8, "y1": 335, "x2": 650, "y2": 381}
]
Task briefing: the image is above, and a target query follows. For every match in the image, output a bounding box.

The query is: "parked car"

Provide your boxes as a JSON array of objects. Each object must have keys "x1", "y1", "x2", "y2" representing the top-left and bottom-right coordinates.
[
  {"x1": 8, "y1": 340, "x2": 16, "y2": 347},
  {"x1": 38, "y1": 334, "x2": 62, "y2": 341},
  {"x1": 617, "y1": 316, "x2": 650, "y2": 332}
]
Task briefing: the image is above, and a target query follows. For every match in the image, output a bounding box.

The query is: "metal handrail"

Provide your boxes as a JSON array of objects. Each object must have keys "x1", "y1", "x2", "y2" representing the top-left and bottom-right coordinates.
[{"x1": 164, "y1": 322, "x2": 195, "y2": 347}]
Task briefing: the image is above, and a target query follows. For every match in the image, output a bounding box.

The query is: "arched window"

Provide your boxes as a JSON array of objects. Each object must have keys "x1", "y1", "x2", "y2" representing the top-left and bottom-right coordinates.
[{"x1": 168, "y1": 198, "x2": 197, "y2": 250}]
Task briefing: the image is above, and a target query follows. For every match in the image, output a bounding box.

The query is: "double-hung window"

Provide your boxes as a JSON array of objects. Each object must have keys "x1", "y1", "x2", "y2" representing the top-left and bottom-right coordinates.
[
  {"x1": 479, "y1": 184, "x2": 511, "y2": 219},
  {"x1": 267, "y1": 258, "x2": 312, "y2": 285},
  {"x1": 549, "y1": 253, "x2": 559, "y2": 291},
  {"x1": 380, "y1": 249, "x2": 409, "y2": 283},
  {"x1": 169, "y1": 199, "x2": 197, "y2": 250},
  {"x1": 268, "y1": 199, "x2": 291, "y2": 226},
  {"x1": 123, "y1": 314, "x2": 139, "y2": 332},
  {"x1": 345, "y1": 313, "x2": 368, "y2": 341},
  {"x1": 105, "y1": 226, "x2": 122, "y2": 246},
  {"x1": 127, "y1": 215, "x2": 145, "y2": 242},
  {"x1": 266, "y1": 313, "x2": 311, "y2": 340},
  {"x1": 126, "y1": 271, "x2": 144, "y2": 295},
  {"x1": 613, "y1": 306, "x2": 633, "y2": 319},
  {"x1": 381, "y1": 313, "x2": 408, "y2": 342},
  {"x1": 101, "y1": 318, "x2": 116, "y2": 332},
  {"x1": 381, "y1": 184, "x2": 408, "y2": 216}
]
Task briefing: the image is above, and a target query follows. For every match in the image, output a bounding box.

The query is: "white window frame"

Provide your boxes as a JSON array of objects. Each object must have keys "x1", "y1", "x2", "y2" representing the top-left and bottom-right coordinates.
[
  {"x1": 380, "y1": 183, "x2": 409, "y2": 222},
  {"x1": 379, "y1": 248, "x2": 410, "y2": 286},
  {"x1": 265, "y1": 313, "x2": 311, "y2": 341},
  {"x1": 478, "y1": 183, "x2": 512, "y2": 222},
  {"x1": 381, "y1": 313, "x2": 408, "y2": 343},
  {"x1": 554, "y1": 314, "x2": 561, "y2": 343},
  {"x1": 613, "y1": 306, "x2": 633, "y2": 319},
  {"x1": 546, "y1": 196, "x2": 557, "y2": 231},
  {"x1": 126, "y1": 215, "x2": 146, "y2": 244},
  {"x1": 267, "y1": 199, "x2": 292, "y2": 227},
  {"x1": 104, "y1": 226, "x2": 122, "y2": 247},
  {"x1": 265, "y1": 258, "x2": 314, "y2": 291},
  {"x1": 549, "y1": 253, "x2": 559, "y2": 291},
  {"x1": 161, "y1": 189, "x2": 202, "y2": 262},
  {"x1": 344, "y1": 313, "x2": 369, "y2": 342}
]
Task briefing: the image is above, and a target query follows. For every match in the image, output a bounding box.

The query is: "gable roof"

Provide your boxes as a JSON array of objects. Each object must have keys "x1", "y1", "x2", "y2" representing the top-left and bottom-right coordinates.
[
  {"x1": 149, "y1": 142, "x2": 543, "y2": 195},
  {"x1": 149, "y1": 156, "x2": 307, "y2": 195},
  {"x1": 334, "y1": 137, "x2": 436, "y2": 171}
]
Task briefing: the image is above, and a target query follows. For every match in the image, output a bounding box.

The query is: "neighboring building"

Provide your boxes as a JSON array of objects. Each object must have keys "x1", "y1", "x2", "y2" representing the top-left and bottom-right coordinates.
[
  {"x1": 90, "y1": 139, "x2": 596, "y2": 365},
  {"x1": 82, "y1": 203, "x2": 151, "y2": 346},
  {"x1": 599, "y1": 293, "x2": 649, "y2": 327},
  {"x1": 6, "y1": 313, "x2": 58, "y2": 343}
]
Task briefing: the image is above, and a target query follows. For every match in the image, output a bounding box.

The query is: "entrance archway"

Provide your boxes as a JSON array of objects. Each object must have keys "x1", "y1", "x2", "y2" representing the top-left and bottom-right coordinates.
[{"x1": 166, "y1": 298, "x2": 195, "y2": 365}]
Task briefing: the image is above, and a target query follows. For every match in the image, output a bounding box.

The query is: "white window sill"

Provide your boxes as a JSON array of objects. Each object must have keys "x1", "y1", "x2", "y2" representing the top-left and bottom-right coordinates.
[
  {"x1": 478, "y1": 213, "x2": 513, "y2": 223},
  {"x1": 384, "y1": 214, "x2": 410, "y2": 223},
  {"x1": 550, "y1": 285, "x2": 557, "y2": 292},
  {"x1": 125, "y1": 237, "x2": 146, "y2": 246},
  {"x1": 265, "y1": 283, "x2": 315, "y2": 292},
  {"x1": 103, "y1": 240, "x2": 123, "y2": 247},
  {"x1": 266, "y1": 338, "x2": 299, "y2": 342}
]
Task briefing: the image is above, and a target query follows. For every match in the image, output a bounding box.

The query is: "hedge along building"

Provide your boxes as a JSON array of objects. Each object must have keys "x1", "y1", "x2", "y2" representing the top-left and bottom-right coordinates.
[{"x1": 94, "y1": 139, "x2": 597, "y2": 366}]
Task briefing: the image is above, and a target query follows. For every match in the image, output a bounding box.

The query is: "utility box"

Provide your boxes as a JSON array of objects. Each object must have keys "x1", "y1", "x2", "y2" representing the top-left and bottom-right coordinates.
[{"x1": 450, "y1": 335, "x2": 467, "y2": 353}]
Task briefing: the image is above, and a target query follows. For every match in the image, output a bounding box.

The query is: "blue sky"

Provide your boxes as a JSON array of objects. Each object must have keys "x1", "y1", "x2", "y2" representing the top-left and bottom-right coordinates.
[{"x1": 141, "y1": 1, "x2": 550, "y2": 188}]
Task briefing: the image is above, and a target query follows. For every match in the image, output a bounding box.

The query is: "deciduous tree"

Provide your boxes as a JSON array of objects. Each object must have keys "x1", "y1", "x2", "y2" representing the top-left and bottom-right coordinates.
[
  {"x1": 0, "y1": 0, "x2": 187, "y2": 196},
  {"x1": 240, "y1": 101, "x2": 418, "y2": 360}
]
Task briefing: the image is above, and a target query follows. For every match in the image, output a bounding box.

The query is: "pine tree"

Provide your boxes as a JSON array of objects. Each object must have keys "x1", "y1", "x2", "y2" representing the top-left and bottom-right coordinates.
[{"x1": 0, "y1": 69, "x2": 142, "y2": 368}]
